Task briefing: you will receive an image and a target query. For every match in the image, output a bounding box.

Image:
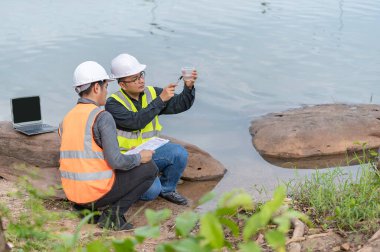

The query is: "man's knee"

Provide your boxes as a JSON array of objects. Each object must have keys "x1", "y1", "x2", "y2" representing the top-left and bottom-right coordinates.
[
  {"x1": 139, "y1": 161, "x2": 159, "y2": 179},
  {"x1": 140, "y1": 177, "x2": 161, "y2": 201},
  {"x1": 172, "y1": 144, "x2": 188, "y2": 163}
]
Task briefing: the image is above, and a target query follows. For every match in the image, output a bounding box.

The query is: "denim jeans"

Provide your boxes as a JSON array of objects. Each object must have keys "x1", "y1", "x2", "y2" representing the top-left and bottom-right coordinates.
[
  {"x1": 140, "y1": 142, "x2": 188, "y2": 200},
  {"x1": 139, "y1": 176, "x2": 161, "y2": 201}
]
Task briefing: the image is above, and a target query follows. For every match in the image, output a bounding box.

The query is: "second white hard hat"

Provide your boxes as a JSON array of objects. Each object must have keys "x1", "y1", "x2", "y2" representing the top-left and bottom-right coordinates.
[
  {"x1": 73, "y1": 61, "x2": 114, "y2": 87},
  {"x1": 110, "y1": 53, "x2": 146, "y2": 79}
]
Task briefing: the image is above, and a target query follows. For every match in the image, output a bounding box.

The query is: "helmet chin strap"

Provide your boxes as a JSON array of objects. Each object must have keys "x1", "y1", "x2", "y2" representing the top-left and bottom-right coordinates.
[{"x1": 75, "y1": 83, "x2": 91, "y2": 94}]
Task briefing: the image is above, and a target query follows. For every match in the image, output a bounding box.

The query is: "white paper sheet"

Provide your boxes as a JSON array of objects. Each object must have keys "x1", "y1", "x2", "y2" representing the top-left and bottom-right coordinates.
[{"x1": 124, "y1": 137, "x2": 169, "y2": 155}]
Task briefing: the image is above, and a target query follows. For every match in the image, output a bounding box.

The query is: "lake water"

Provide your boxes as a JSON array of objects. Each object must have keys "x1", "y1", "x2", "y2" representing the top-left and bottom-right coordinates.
[{"x1": 1, "y1": 0, "x2": 379, "y2": 201}]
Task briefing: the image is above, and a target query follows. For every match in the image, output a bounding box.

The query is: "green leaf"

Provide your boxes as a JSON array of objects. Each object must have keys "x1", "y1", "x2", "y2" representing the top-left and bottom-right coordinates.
[
  {"x1": 222, "y1": 192, "x2": 254, "y2": 211},
  {"x1": 197, "y1": 191, "x2": 216, "y2": 206},
  {"x1": 243, "y1": 213, "x2": 266, "y2": 241},
  {"x1": 145, "y1": 209, "x2": 172, "y2": 226},
  {"x1": 265, "y1": 186, "x2": 286, "y2": 215},
  {"x1": 284, "y1": 210, "x2": 312, "y2": 227},
  {"x1": 135, "y1": 226, "x2": 160, "y2": 241},
  {"x1": 112, "y1": 238, "x2": 136, "y2": 252},
  {"x1": 168, "y1": 238, "x2": 210, "y2": 252},
  {"x1": 215, "y1": 207, "x2": 236, "y2": 217},
  {"x1": 156, "y1": 243, "x2": 176, "y2": 252},
  {"x1": 217, "y1": 190, "x2": 235, "y2": 208},
  {"x1": 243, "y1": 186, "x2": 287, "y2": 241},
  {"x1": 219, "y1": 217, "x2": 239, "y2": 237},
  {"x1": 265, "y1": 230, "x2": 286, "y2": 251},
  {"x1": 353, "y1": 141, "x2": 362, "y2": 146},
  {"x1": 273, "y1": 216, "x2": 291, "y2": 233},
  {"x1": 199, "y1": 213, "x2": 224, "y2": 249},
  {"x1": 175, "y1": 211, "x2": 199, "y2": 237},
  {"x1": 86, "y1": 240, "x2": 110, "y2": 252},
  {"x1": 238, "y1": 241, "x2": 262, "y2": 252},
  {"x1": 369, "y1": 150, "x2": 378, "y2": 157}
]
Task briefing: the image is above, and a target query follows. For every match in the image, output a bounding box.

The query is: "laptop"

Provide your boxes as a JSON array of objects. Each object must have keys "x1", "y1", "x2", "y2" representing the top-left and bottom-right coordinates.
[{"x1": 11, "y1": 96, "x2": 58, "y2": 136}]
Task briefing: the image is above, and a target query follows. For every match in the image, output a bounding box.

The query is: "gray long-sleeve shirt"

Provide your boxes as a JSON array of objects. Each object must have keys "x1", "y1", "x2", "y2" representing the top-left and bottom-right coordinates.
[
  {"x1": 105, "y1": 85, "x2": 195, "y2": 131},
  {"x1": 76, "y1": 98, "x2": 141, "y2": 170}
]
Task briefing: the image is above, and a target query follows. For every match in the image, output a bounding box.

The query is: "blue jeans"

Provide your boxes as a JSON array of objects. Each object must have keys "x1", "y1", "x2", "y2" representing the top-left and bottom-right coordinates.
[
  {"x1": 140, "y1": 142, "x2": 188, "y2": 201},
  {"x1": 139, "y1": 176, "x2": 161, "y2": 201}
]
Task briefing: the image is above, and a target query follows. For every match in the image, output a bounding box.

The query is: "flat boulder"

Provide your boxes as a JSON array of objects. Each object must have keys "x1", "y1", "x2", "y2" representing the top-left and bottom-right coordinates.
[
  {"x1": 0, "y1": 121, "x2": 226, "y2": 196},
  {"x1": 250, "y1": 104, "x2": 380, "y2": 168},
  {"x1": 0, "y1": 121, "x2": 60, "y2": 168},
  {"x1": 164, "y1": 136, "x2": 227, "y2": 181}
]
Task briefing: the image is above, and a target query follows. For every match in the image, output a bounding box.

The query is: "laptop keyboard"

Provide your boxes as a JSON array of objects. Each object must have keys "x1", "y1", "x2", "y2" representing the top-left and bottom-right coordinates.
[
  {"x1": 20, "y1": 124, "x2": 51, "y2": 131},
  {"x1": 17, "y1": 124, "x2": 57, "y2": 135}
]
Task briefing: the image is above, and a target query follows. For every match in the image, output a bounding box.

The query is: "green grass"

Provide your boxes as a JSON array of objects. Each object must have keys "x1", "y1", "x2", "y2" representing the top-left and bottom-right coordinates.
[{"x1": 288, "y1": 163, "x2": 380, "y2": 234}]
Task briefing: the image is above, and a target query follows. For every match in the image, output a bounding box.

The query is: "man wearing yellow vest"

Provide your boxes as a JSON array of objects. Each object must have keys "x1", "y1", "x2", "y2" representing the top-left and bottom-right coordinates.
[
  {"x1": 105, "y1": 53, "x2": 197, "y2": 205},
  {"x1": 59, "y1": 61, "x2": 157, "y2": 230}
]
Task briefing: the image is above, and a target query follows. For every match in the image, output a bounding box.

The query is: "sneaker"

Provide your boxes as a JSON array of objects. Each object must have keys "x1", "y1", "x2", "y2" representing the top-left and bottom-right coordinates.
[
  {"x1": 97, "y1": 211, "x2": 133, "y2": 231},
  {"x1": 160, "y1": 191, "x2": 188, "y2": 205}
]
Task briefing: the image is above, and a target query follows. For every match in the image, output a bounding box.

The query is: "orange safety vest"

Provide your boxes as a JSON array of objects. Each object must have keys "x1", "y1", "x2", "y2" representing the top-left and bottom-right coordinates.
[{"x1": 59, "y1": 103, "x2": 115, "y2": 204}]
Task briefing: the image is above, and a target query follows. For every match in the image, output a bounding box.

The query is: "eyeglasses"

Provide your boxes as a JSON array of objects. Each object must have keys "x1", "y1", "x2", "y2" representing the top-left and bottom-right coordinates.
[{"x1": 122, "y1": 71, "x2": 145, "y2": 84}]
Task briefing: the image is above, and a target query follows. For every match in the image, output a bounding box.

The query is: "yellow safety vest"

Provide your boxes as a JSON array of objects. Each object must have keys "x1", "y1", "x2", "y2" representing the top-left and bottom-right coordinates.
[{"x1": 110, "y1": 86, "x2": 163, "y2": 153}]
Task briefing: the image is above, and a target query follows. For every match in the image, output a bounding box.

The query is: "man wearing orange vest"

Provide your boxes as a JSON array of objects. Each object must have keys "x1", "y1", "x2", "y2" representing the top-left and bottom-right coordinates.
[{"x1": 59, "y1": 61, "x2": 157, "y2": 230}]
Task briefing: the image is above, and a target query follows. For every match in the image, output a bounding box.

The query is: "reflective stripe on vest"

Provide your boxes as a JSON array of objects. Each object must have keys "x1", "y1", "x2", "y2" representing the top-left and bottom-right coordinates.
[
  {"x1": 60, "y1": 150, "x2": 104, "y2": 159},
  {"x1": 59, "y1": 104, "x2": 115, "y2": 204},
  {"x1": 61, "y1": 170, "x2": 113, "y2": 181},
  {"x1": 110, "y1": 86, "x2": 162, "y2": 152}
]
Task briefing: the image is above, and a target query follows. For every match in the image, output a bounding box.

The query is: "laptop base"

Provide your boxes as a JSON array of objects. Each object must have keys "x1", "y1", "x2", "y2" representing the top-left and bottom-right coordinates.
[{"x1": 14, "y1": 125, "x2": 58, "y2": 136}]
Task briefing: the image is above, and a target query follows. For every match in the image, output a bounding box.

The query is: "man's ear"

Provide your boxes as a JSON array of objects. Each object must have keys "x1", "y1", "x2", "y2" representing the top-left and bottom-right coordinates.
[
  {"x1": 93, "y1": 83, "x2": 100, "y2": 94},
  {"x1": 119, "y1": 82, "x2": 127, "y2": 89}
]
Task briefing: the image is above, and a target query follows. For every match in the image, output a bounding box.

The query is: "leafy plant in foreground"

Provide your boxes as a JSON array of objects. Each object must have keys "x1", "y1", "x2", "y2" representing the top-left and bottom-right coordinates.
[
  {"x1": 94, "y1": 186, "x2": 308, "y2": 252},
  {"x1": 2, "y1": 175, "x2": 308, "y2": 251},
  {"x1": 50, "y1": 186, "x2": 308, "y2": 252}
]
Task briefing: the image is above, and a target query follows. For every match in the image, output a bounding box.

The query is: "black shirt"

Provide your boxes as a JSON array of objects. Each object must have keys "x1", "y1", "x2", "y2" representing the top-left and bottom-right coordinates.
[{"x1": 105, "y1": 85, "x2": 195, "y2": 131}]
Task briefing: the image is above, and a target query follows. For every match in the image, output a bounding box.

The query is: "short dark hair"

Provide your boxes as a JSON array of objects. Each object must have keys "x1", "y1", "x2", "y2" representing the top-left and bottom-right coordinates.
[{"x1": 79, "y1": 80, "x2": 105, "y2": 97}]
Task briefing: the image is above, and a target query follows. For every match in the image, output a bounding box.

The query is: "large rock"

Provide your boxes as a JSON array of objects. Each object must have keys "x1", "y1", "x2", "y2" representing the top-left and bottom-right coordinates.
[
  {"x1": 0, "y1": 121, "x2": 226, "y2": 195},
  {"x1": 250, "y1": 104, "x2": 380, "y2": 168},
  {"x1": 0, "y1": 122, "x2": 60, "y2": 168},
  {"x1": 164, "y1": 136, "x2": 226, "y2": 181}
]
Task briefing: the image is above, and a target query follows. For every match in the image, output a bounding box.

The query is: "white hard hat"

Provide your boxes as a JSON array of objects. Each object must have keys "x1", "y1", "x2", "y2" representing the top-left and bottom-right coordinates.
[
  {"x1": 110, "y1": 53, "x2": 146, "y2": 79},
  {"x1": 73, "y1": 61, "x2": 114, "y2": 87}
]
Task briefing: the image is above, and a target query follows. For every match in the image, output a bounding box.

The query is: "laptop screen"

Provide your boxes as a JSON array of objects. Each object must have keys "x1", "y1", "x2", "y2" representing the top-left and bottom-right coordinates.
[{"x1": 12, "y1": 96, "x2": 42, "y2": 124}]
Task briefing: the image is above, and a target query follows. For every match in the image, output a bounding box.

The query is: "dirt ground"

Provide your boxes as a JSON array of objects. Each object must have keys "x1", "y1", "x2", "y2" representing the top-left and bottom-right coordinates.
[{"x1": 0, "y1": 178, "x2": 377, "y2": 251}]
